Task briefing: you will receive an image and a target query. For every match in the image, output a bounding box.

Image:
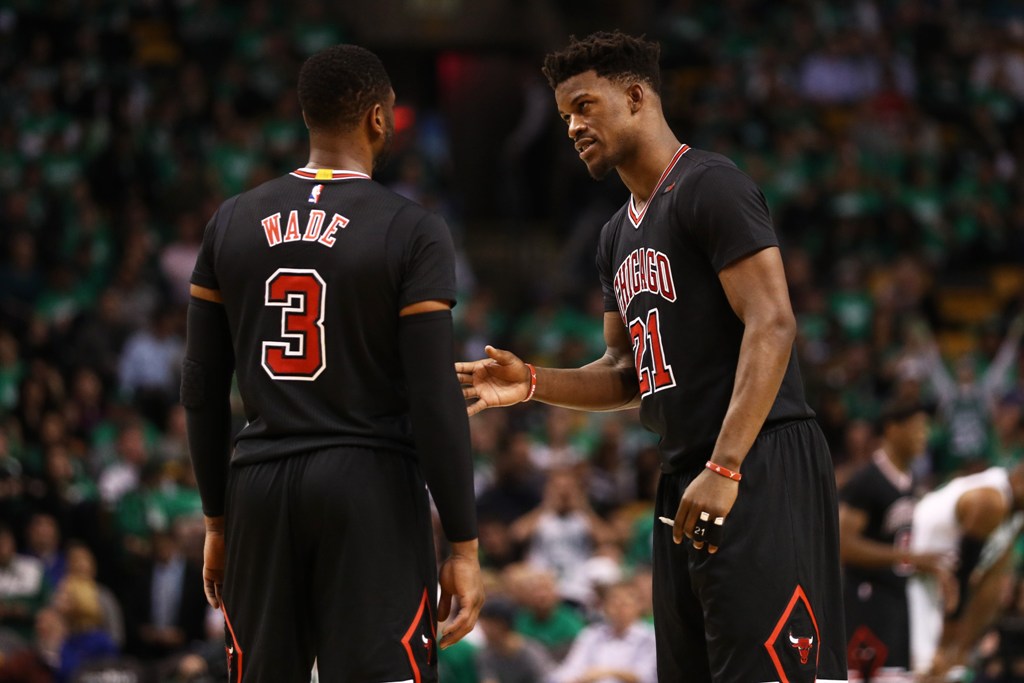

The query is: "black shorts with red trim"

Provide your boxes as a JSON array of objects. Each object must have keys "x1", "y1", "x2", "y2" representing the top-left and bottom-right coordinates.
[
  {"x1": 844, "y1": 577, "x2": 911, "y2": 674},
  {"x1": 220, "y1": 447, "x2": 438, "y2": 683},
  {"x1": 652, "y1": 418, "x2": 848, "y2": 683}
]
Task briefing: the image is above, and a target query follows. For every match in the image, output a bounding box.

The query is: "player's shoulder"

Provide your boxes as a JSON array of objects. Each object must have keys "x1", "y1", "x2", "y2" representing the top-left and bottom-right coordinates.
[
  {"x1": 841, "y1": 460, "x2": 885, "y2": 494},
  {"x1": 675, "y1": 148, "x2": 747, "y2": 187}
]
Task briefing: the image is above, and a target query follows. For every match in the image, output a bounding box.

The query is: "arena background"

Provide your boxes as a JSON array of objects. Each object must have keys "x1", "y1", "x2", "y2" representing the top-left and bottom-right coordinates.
[{"x1": 1, "y1": 1, "x2": 1023, "y2": 681}]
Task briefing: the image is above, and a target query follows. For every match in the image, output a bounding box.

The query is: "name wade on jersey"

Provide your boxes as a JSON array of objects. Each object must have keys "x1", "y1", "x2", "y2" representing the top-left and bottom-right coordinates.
[
  {"x1": 261, "y1": 209, "x2": 349, "y2": 248},
  {"x1": 613, "y1": 247, "x2": 677, "y2": 317}
]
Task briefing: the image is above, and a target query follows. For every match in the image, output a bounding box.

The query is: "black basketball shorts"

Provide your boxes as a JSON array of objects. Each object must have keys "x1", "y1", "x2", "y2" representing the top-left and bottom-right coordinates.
[
  {"x1": 844, "y1": 578, "x2": 911, "y2": 677},
  {"x1": 652, "y1": 419, "x2": 848, "y2": 683},
  {"x1": 219, "y1": 447, "x2": 439, "y2": 683}
]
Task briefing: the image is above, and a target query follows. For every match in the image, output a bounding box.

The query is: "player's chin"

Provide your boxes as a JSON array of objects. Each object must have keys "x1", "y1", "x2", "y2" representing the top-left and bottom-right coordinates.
[{"x1": 584, "y1": 157, "x2": 613, "y2": 180}]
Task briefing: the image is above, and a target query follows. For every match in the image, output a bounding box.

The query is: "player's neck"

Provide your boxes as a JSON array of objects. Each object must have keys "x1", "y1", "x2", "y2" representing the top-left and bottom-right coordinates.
[
  {"x1": 878, "y1": 441, "x2": 912, "y2": 473},
  {"x1": 306, "y1": 136, "x2": 374, "y2": 176},
  {"x1": 618, "y1": 128, "x2": 682, "y2": 208}
]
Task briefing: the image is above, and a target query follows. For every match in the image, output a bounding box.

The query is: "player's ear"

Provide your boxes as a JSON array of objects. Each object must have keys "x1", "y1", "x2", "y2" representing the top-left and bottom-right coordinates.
[
  {"x1": 367, "y1": 103, "x2": 386, "y2": 137},
  {"x1": 301, "y1": 110, "x2": 311, "y2": 130},
  {"x1": 626, "y1": 82, "x2": 644, "y2": 114}
]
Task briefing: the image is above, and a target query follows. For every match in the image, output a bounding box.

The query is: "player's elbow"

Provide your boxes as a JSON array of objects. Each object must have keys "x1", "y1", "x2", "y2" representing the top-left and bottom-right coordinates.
[{"x1": 749, "y1": 306, "x2": 797, "y2": 349}]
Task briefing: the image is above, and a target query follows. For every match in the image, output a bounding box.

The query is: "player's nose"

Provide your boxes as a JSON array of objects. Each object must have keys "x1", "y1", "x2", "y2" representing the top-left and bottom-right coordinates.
[{"x1": 568, "y1": 115, "x2": 585, "y2": 139}]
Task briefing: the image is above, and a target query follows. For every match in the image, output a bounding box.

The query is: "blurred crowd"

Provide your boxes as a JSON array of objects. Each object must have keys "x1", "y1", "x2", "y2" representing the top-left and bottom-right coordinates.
[{"x1": 0, "y1": 0, "x2": 1023, "y2": 681}]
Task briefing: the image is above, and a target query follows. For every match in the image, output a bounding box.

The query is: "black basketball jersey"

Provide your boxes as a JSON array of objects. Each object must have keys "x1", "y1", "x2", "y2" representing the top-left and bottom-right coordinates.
[
  {"x1": 839, "y1": 451, "x2": 917, "y2": 590},
  {"x1": 596, "y1": 145, "x2": 814, "y2": 472},
  {"x1": 190, "y1": 167, "x2": 457, "y2": 464}
]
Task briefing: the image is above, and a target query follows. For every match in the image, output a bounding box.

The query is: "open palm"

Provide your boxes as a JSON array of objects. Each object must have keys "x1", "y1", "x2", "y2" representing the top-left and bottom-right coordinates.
[{"x1": 455, "y1": 345, "x2": 529, "y2": 415}]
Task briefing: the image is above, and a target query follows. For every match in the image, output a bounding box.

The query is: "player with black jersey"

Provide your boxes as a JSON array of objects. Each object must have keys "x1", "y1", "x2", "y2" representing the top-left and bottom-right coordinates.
[
  {"x1": 457, "y1": 32, "x2": 847, "y2": 682},
  {"x1": 838, "y1": 399, "x2": 946, "y2": 681},
  {"x1": 181, "y1": 45, "x2": 483, "y2": 683}
]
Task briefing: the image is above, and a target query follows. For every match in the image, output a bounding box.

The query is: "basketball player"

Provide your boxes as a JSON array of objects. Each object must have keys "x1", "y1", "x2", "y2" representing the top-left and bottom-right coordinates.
[
  {"x1": 909, "y1": 462, "x2": 1024, "y2": 682},
  {"x1": 457, "y1": 32, "x2": 846, "y2": 682},
  {"x1": 182, "y1": 45, "x2": 483, "y2": 682},
  {"x1": 839, "y1": 399, "x2": 947, "y2": 681}
]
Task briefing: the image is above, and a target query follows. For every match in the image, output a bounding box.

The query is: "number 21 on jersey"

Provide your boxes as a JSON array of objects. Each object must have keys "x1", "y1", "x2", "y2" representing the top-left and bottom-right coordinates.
[
  {"x1": 628, "y1": 308, "x2": 676, "y2": 397},
  {"x1": 262, "y1": 268, "x2": 327, "y2": 381}
]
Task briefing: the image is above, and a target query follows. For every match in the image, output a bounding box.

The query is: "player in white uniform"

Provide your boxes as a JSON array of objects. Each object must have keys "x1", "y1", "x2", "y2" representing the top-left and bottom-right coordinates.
[{"x1": 908, "y1": 465, "x2": 1024, "y2": 682}]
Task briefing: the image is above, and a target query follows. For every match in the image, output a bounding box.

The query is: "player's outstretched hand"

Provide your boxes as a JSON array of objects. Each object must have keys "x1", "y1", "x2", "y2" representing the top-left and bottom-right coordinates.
[
  {"x1": 203, "y1": 516, "x2": 226, "y2": 609},
  {"x1": 456, "y1": 345, "x2": 531, "y2": 416},
  {"x1": 437, "y1": 542, "x2": 484, "y2": 649}
]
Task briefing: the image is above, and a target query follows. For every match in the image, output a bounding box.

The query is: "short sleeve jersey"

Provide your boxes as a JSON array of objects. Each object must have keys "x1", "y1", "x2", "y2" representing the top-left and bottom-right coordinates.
[
  {"x1": 595, "y1": 146, "x2": 814, "y2": 471},
  {"x1": 839, "y1": 453, "x2": 917, "y2": 589},
  {"x1": 191, "y1": 168, "x2": 457, "y2": 464}
]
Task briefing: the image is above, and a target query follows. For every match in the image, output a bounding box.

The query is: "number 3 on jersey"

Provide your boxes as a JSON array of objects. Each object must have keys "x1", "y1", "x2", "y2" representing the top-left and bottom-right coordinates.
[
  {"x1": 262, "y1": 268, "x2": 327, "y2": 381},
  {"x1": 628, "y1": 309, "x2": 676, "y2": 397}
]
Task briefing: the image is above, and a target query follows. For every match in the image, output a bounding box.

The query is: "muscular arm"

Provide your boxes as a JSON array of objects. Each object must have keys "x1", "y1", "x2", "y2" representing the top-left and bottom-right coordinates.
[
  {"x1": 535, "y1": 313, "x2": 640, "y2": 411},
  {"x1": 944, "y1": 547, "x2": 1014, "y2": 662},
  {"x1": 928, "y1": 488, "x2": 1011, "y2": 676},
  {"x1": 839, "y1": 504, "x2": 905, "y2": 568},
  {"x1": 457, "y1": 312, "x2": 639, "y2": 415},
  {"x1": 709, "y1": 246, "x2": 796, "y2": 471},
  {"x1": 839, "y1": 503, "x2": 947, "y2": 573},
  {"x1": 672, "y1": 247, "x2": 796, "y2": 548}
]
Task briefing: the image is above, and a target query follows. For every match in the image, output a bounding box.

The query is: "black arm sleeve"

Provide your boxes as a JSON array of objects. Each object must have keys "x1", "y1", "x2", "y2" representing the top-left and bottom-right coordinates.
[
  {"x1": 398, "y1": 309, "x2": 477, "y2": 542},
  {"x1": 181, "y1": 297, "x2": 235, "y2": 517},
  {"x1": 953, "y1": 534, "x2": 986, "y2": 619}
]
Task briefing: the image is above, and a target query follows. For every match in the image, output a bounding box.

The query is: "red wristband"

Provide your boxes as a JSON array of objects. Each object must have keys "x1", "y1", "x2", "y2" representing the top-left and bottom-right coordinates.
[
  {"x1": 706, "y1": 460, "x2": 742, "y2": 481},
  {"x1": 523, "y1": 363, "x2": 537, "y2": 402}
]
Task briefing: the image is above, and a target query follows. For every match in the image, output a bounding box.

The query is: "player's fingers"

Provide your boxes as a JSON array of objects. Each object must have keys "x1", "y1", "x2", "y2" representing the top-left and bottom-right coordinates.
[
  {"x1": 462, "y1": 386, "x2": 478, "y2": 400},
  {"x1": 673, "y1": 501, "x2": 690, "y2": 545},
  {"x1": 484, "y1": 345, "x2": 517, "y2": 365},
  {"x1": 437, "y1": 587, "x2": 453, "y2": 623},
  {"x1": 466, "y1": 399, "x2": 488, "y2": 417},
  {"x1": 439, "y1": 605, "x2": 475, "y2": 648},
  {"x1": 454, "y1": 360, "x2": 484, "y2": 374},
  {"x1": 205, "y1": 580, "x2": 220, "y2": 609},
  {"x1": 706, "y1": 516, "x2": 725, "y2": 554}
]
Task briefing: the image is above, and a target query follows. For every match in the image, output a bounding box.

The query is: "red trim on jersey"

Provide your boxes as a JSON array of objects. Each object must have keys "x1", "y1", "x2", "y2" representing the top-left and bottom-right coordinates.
[
  {"x1": 628, "y1": 144, "x2": 690, "y2": 229},
  {"x1": 400, "y1": 588, "x2": 435, "y2": 683},
  {"x1": 289, "y1": 167, "x2": 371, "y2": 180},
  {"x1": 221, "y1": 599, "x2": 244, "y2": 683}
]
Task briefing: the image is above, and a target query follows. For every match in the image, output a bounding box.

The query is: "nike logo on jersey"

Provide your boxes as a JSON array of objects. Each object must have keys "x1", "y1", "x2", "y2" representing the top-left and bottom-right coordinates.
[
  {"x1": 613, "y1": 247, "x2": 677, "y2": 316},
  {"x1": 261, "y1": 210, "x2": 348, "y2": 248}
]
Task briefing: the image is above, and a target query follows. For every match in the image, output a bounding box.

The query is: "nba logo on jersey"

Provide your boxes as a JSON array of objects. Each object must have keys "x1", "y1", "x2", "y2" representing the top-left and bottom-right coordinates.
[{"x1": 308, "y1": 184, "x2": 323, "y2": 204}]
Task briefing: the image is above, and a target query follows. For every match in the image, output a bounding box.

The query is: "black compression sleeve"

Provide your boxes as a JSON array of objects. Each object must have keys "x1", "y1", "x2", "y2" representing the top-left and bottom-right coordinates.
[
  {"x1": 398, "y1": 309, "x2": 477, "y2": 542},
  {"x1": 953, "y1": 534, "x2": 986, "y2": 619},
  {"x1": 181, "y1": 297, "x2": 235, "y2": 517}
]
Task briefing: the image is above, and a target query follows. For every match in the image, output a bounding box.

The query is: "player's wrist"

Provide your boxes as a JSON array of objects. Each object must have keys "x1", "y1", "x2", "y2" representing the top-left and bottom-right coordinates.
[
  {"x1": 204, "y1": 515, "x2": 225, "y2": 534},
  {"x1": 706, "y1": 460, "x2": 742, "y2": 481},
  {"x1": 521, "y1": 363, "x2": 537, "y2": 402},
  {"x1": 448, "y1": 538, "x2": 480, "y2": 561}
]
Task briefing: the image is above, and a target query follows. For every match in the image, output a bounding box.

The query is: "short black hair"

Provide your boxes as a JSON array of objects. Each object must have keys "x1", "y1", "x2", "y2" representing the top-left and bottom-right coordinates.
[
  {"x1": 298, "y1": 44, "x2": 392, "y2": 131},
  {"x1": 542, "y1": 31, "x2": 661, "y2": 93},
  {"x1": 879, "y1": 397, "x2": 934, "y2": 427}
]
